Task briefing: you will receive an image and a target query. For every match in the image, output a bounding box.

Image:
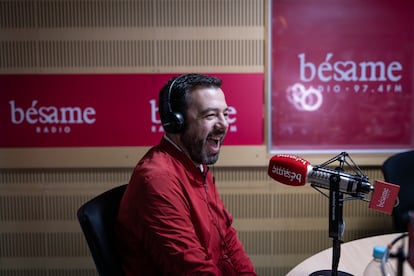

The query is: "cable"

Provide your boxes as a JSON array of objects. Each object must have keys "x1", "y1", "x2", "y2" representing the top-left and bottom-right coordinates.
[{"x1": 384, "y1": 233, "x2": 408, "y2": 276}]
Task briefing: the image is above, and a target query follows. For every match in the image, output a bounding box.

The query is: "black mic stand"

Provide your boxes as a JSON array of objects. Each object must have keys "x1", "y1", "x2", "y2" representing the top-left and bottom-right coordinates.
[
  {"x1": 394, "y1": 244, "x2": 405, "y2": 276},
  {"x1": 309, "y1": 171, "x2": 352, "y2": 276},
  {"x1": 310, "y1": 153, "x2": 361, "y2": 276}
]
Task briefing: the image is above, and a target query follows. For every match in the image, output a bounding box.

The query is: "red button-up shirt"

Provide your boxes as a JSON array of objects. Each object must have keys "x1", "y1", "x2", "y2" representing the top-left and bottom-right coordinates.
[{"x1": 116, "y1": 137, "x2": 257, "y2": 275}]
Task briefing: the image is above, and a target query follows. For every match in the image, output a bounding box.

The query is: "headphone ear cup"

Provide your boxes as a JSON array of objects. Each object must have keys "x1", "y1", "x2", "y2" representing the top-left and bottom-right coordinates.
[
  {"x1": 161, "y1": 75, "x2": 186, "y2": 133},
  {"x1": 164, "y1": 111, "x2": 184, "y2": 133}
]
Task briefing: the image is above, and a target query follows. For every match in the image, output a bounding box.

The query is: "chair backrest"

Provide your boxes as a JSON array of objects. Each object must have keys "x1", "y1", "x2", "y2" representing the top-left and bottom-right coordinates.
[
  {"x1": 77, "y1": 184, "x2": 127, "y2": 276},
  {"x1": 382, "y1": 150, "x2": 414, "y2": 231}
]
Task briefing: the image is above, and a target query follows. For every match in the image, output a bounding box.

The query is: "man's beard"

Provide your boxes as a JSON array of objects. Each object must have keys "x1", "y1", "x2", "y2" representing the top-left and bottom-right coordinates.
[{"x1": 181, "y1": 130, "x2": 225, "y2": 165}]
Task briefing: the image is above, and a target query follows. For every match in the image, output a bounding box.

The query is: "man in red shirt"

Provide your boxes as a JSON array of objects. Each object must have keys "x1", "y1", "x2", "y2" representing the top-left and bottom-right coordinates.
[{"x1": 116, "y1": 74, "x2": 257, "y2": 275}]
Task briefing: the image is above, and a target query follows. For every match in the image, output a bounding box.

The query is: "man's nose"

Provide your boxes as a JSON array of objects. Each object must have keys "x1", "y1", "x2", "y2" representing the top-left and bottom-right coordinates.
[{"x1": 216, "y1": 114, "x2": 229, "y2": 130}]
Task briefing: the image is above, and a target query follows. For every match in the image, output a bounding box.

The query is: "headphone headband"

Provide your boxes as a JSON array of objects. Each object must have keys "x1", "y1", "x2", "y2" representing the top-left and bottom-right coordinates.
[{"x1": 166, "y1": 77, "x2": 180, "y2": 115}]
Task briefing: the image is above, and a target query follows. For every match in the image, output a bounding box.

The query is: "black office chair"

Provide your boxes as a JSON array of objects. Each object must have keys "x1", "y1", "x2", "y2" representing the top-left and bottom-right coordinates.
[
  {"x1": 382, "y1": 150, "x2": 414, "y2": 232},
  {"x1": 77, "y1": 184, "x2": 127, "y2": 276}
]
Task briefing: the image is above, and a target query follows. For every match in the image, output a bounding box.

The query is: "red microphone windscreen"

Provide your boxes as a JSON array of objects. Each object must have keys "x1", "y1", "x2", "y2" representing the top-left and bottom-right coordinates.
[{"x1": 268, "y1": 154, "x2": 310, "y2": 186}]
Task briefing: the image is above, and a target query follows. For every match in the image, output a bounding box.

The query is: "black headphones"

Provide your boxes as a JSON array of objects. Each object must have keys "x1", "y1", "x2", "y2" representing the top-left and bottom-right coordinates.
[{"x1": 161, "y1": 76, "x2": 185, "y2": 133}]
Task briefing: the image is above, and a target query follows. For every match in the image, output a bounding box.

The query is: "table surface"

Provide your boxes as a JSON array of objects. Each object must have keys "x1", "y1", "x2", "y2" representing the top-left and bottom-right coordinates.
[{"x1": 287, "y1": 233, "x2": 414, "y2": 276}]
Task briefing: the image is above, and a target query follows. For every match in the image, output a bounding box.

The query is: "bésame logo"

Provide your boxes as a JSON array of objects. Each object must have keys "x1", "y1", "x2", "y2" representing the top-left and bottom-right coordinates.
[{"x1": 9, "y1": 100, "x2": 96, "y2": 134}]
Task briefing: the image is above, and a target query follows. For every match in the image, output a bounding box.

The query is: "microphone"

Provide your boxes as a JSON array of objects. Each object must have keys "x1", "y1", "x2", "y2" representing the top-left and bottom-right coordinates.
[
  {"x1": 268, "y1": 154, "x2": 373, "y2": 195},
  {"x1": 268, "y1": 154, "x2": 400, "y2": 214}
]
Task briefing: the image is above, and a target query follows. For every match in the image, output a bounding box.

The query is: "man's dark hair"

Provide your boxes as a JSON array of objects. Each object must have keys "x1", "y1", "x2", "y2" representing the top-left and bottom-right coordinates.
[{"x1": 158, "y1": 74, "x2": 222, "y2": 133}]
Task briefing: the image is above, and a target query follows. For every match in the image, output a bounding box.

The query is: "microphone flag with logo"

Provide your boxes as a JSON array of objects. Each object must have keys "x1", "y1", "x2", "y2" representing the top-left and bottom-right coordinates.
[{"x1": 369, "y1": 180, "x2": 400, "y2": 214}]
